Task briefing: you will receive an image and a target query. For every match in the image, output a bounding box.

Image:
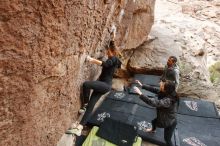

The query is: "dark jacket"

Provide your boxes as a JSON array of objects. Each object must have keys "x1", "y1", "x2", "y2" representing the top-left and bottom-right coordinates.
[
  {"x1": 99, "y1": 56, "x2": 121, "y2": 85},
  {"x1": 140, "y1": 85, "x2": 178, "y2": 128}
]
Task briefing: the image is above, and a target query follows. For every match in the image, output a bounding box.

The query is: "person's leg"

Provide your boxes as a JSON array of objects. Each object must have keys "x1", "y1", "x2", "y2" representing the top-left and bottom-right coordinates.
[
  {"x1": 80, "y1": 81, "x2": 111, "y2": 125},
  {"x1": 80, "y1": 92, "x2": 102, "y2": 125},
  {"x1": 86, "y1": 81, "x2": 111, "y2": 93},
  {"x1": 146, "y1": 118, "x2": 157, "y2": 132},
  {"x1": 81, "y1": 81, "x2": 93, "y2": 107},
  {"x1": 79, "y1": 81, "x2": 94, "y2": 114},
  {"x1": 164, "y1": 121, "x2": 177, "y2": 146},
  {"x1": 82, "y1": 81, "x2": 111, "y2": 105},
  {"x1": 151, "y1": 119, "x2": 157, "y2": 131}
]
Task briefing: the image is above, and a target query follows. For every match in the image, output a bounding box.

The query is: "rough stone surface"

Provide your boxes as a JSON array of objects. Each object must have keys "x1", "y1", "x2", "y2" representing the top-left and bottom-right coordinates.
[
  {"x1": 0, "y1": 0, "x2": 155, "y2": 146},
  {"x1": 117, "y1": 0, "x2": 155, "y2": 50},
  {"x1": 125, "y1": 0, "x2": 220, "y2": 105},
  {"x1": 127, "y1": 26, "x2": 183, "y2": 74}
]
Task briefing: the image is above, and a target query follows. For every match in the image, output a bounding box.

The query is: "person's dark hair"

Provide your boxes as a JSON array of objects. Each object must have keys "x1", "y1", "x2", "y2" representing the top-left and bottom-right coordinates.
[
  {"x1": 106, "y1": 41, "x2": 119, "y2": 56},
  {"x1": 161, "y1": 78, "x2": 166, "y2": 82},
  {"x1": 106, "y1": 41, "x2": 122, "y2": 68},
  {"x1": 164, "y1": 80, "x2": 179, "y2": 106},
  {"x1": 169, "y1": 56, "x2": 177, "y2": 63},
  {"x1": 164, "y1": 81, "x2": 176, "y2": 94}
]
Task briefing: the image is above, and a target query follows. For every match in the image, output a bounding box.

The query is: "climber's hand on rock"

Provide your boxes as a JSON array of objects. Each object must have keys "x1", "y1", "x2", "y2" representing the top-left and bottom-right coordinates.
[{"x1": 86, "y1": 55, "x2": 94, "y2": 62}]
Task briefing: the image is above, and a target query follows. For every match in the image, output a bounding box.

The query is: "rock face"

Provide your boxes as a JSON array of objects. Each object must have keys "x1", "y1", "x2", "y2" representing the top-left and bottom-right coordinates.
[
  {"x1": 117, "y1": 0, "x2": 155, "y2": 50},
  {"x1": 0, "y1": 0, "x2": 155, "y2": 146},
  {"x1": 124, "y1": 0, "x2": 220, "y2": 105},
  {"x1": 127, "y1": 26, "x2": 183, "y2": 74}
]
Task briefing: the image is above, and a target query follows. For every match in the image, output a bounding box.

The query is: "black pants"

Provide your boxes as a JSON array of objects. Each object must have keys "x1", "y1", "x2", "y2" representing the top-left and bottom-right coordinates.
[
  {"x1": 80, "y1": 81, "x2": 111, "y2": 125},
  {"x1": 164, "y1": 121, "x2": 177, "y2": 146},
  {"x1": 151, "y1": 119, "x2": 177, "y2": 146},
  {"x1": 151, "y1": 119, "x2": 157, "y2": 131}
]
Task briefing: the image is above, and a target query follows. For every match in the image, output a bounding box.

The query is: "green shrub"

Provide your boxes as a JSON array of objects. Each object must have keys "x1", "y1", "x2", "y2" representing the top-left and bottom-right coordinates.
[{"x1": 209, "y1": 61, "x2": 220, "y2": 84}]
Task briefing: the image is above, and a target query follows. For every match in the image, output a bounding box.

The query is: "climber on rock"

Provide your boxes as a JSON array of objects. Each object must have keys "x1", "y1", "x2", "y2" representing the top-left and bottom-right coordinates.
[
  {"x1": 134, "y1": 80, "x2": 179, "y2": 146},
  {"x1": 79, "y1": 40, "x2": 122, "y2": 126},
  {"x1": 161, "y1": 56, "x2": 180, "y2": 90}
]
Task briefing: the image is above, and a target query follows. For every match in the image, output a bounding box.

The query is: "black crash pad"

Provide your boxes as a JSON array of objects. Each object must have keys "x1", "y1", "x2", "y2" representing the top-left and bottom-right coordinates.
[
  {"x1": 129, "y1": 83, "x2": 158, "y2": 97},
  {"x1": 75, "y1": 135, "x2": 87, "y2": 146},
  {"x1": 129, "y1": 74, "x2": 160, "y2": 96},
  {"x1": 86, "y1": 91, "x2": 220, "y2": 146},
  {"x1": 176, "y1": 114, "x2": 220, "y2": 146},
  {"x1": 88, "y1": 98, "x2": 175, "y2": 146},
  {"x1": 107, "y1": 91, "x2": 155, "y2": 108},
  {"x1": 132, "y1": 74, "x2": 161, "y2": 87},
  {"x1": 178, "y1": 97, "x2": 219, "y2": 118},
  {"x1": 84, "y1": 73, "x2": 220, "y2": 146}
]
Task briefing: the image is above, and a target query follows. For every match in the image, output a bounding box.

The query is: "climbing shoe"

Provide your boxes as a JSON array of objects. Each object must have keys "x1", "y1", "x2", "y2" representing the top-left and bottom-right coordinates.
[
  {"x1": 79, "y1": 103, "x2": 88, "y2": 114},
  {"x1": 65, "y1": 123, "x2": 83, "y2": 136},
  {"x1": 65, "y1": 128, "x2": 82, "y2": 136}
]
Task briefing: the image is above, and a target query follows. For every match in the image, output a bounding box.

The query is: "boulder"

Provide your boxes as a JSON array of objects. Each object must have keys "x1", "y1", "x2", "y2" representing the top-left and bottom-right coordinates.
[
  {"x1": 0, "y1": 0, "x2": 155, "y2": 146},
  {"x1": 127, "y1": 25, "x2": 182, "y2": 74},
  {"x1": 124, "y1": 0, "x2": 220, "y2": 105}
]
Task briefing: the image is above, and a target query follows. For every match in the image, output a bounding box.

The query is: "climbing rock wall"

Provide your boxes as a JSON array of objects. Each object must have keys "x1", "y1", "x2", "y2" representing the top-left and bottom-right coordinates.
[
  {"x1": 116, "y1": 0, "x2": 155, "y2": 50},
  {"x1": 0, "y1": 0, "x2": 155, "y2": 146}
]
